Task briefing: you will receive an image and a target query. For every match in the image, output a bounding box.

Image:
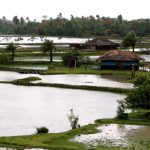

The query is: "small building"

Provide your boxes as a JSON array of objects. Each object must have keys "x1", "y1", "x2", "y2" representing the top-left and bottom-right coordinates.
[
  {"x1": 85, "y1": 38, "x2": 119, "y2": 50},
  {"x1": 70, "y1": 38, "x2": 119, "y2": 50},
  {"x1": 66, "y1": 56, "x2": 78, "y2": 68},
  {"x1": 100, "y1": 50, "x2": 144, "y2": 70}
]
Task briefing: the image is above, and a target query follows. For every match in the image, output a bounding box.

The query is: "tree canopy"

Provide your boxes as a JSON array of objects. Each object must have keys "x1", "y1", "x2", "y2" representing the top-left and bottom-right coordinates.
[
  {"x1": 0, "y1": 15, "x2": 150, "y2": 37},
  {"x1": 123, "y1": 74, "x2": 150, "y2": 110},
  {"x1": 6, "y1": 43, "x2": 17, "y2": 60},
  {"x1": 41, "y1": 40, "x2": 56, "y2": 62},
  {"x1": 122, "y1": 31, "x2": 139, "y2": 52}
]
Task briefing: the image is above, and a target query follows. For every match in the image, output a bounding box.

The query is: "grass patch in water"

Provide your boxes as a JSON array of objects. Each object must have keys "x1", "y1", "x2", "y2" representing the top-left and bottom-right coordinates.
[{"x1": 5, "y1": 77, "x2": 130, "y2": 94}]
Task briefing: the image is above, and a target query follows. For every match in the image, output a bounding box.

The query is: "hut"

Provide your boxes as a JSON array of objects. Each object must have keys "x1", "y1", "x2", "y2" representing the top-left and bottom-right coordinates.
[
  {"x1": 85, "y1": 38, "x2": 119, "y2": 50},
  {"x1": 66, "y1": 56, "x2": 78, "y2": 68},
  {"x1": 100, "y1": 50, "x2": 143, "y2": 70}
]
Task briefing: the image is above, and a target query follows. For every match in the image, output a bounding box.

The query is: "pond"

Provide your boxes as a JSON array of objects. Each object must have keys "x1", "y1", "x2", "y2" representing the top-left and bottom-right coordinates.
[
  {"x1": 140, "y1": 54, "x2": 150, "y2": 62},
  {"x1": 0, "y1": 83, "x2": 125, "y2": 136},
  {"x1": 73, "y1": 124, "x2": 150, "y2": 148},
  {"x1": 0, "y1": 71, "x2": 133, "y2": 89}
]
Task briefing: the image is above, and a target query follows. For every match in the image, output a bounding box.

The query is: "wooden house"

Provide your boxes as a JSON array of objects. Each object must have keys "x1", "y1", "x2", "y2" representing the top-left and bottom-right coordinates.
[{"x1": 100, "y1": 50, "x2": 143, "y2": 70}]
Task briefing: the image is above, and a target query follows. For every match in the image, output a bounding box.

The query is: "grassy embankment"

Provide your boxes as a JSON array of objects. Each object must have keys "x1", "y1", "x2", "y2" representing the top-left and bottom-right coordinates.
[
  {"x1": 0, "y1": 119, "x2": 150, "y2": 150},
  {"x1": 0, "y1": 76, "x2": 129, "y2": 94}
]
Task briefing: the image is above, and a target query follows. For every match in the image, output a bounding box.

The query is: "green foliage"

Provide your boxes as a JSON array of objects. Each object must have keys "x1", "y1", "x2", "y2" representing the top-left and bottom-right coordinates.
[
  {"x1": 122, "y1": 31, "x2": 138, "y2": 52},
  {"x1": 6, "y1": 43, "x2": 17, "y2": 60},
  {"x1": 116, "y1": 100, "x2": 128, "y2": 120},
  {"x1": 62, "y1": 51, "x2": 82, "y2": 67},
  {"x1": 133, "y1": 73, "x2": 150, "y2": 87},
  {"x1": 36, "y1": 127, "x2": 49, "y2": 134},
  {"x1": 12, "y1": 76, "x2": 41, "y2": 85},
  {"x1": 121, "y1": 73, "x2": 150, "y2": 110},
  {"x1": 0, "y1": 53, "x2": 11, "y2": 64},
  {"x1": 41, "y1": 40, "x2": 56, "y2": 62},
  {"x1": 1, "y1": 15, "x2": 150, "y2": 37}
]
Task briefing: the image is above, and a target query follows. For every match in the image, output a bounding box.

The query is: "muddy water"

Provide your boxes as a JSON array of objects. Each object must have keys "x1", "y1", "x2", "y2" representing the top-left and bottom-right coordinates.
[{"x1": 73, "y1": 124, "x2": 150, "y2": 147}]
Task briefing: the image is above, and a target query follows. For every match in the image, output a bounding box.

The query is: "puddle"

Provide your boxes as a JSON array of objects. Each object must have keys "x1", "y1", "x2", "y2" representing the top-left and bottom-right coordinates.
[{"x1": 73, "y1": 124, "x2": 150, "y2": 147}]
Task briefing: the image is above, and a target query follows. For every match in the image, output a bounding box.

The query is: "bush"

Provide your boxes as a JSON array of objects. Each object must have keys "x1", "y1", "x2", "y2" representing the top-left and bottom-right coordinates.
[
  {"x1": 36, "y1": 127, "x2": 49, "y2": 134},
  {"x1": 115, "y1": 100, "x2": 128, "y2": 120},
  {"x1": 62, "y1": 51, "x2": 82, "y2": 67},
  {"x1": 0, "y1": 53, "x2": 11, "y2": 64},
  {"x1": 124, "y1": 74, "x2": 150, "y2": 110},
  {"x1": 67, "y1": 109, "x2": 80, "y2": 129}
]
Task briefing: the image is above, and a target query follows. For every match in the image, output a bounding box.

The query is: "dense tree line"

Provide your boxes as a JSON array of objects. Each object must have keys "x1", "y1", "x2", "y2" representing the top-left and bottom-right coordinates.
[{"x1": 0, "y1": 14, "x2": 150, "y2": 37}]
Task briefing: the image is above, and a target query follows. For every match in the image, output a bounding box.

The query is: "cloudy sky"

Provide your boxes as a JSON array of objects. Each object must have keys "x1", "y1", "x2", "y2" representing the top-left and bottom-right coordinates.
[{"x1": 1, "y1": 0, "x2": 150, "y2": 21}]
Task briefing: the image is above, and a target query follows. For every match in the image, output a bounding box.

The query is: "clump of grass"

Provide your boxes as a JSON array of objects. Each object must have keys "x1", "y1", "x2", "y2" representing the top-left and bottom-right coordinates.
[
  {"x1": 36, "y1": 127, "x2": 49, "y2": 134},
  {"x1": 12, "y1": 76, "x2": 41, "y2": 85}
]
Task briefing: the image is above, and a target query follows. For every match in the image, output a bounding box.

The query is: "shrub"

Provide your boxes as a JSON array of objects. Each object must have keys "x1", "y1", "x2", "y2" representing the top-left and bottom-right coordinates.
[
  {"x1": 36, "y1": 127, "x2": 49, "y2": 134},
  {"x1": 67, "y1": 109, "x2": 80, "y2": 129},
  {"x1": 0, "y1": 53, "x2": 11, "y2": 64},
  {"x1": 115, "y1": 100, "x2": 128, "y2": 120},
  {"x1": 62, "y1": 51, "x2": 82, "y2": 67}
]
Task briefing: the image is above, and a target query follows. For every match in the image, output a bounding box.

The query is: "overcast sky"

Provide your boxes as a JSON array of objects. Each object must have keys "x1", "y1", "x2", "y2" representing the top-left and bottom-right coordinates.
[{"x1": 1, "y1": 0, "x2": 150, "y2": 21}]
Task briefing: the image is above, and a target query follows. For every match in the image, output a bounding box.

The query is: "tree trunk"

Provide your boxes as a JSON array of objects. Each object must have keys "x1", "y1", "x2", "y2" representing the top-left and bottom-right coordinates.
[
  {"x1": 12, "y1": 50, "x2": 15, "y2": 60},
  {"x1": 50, "y1": 50, "x2": 53, "y2": 62},
  {"x1": 132, "y1": 45, "x2": 135, "y2": 52}
]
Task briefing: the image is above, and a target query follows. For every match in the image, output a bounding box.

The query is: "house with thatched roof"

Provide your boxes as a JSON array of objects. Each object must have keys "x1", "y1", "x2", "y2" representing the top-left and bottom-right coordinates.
[
  {"x1": 85, "y1": 38, "x2": 119, "y2": 50},
  {"x1": 100, "y1": 50, "x2": 144, "y2": 70},
  {"x1": 70, "y1": 38, "x2": 119, "y2": 50}
]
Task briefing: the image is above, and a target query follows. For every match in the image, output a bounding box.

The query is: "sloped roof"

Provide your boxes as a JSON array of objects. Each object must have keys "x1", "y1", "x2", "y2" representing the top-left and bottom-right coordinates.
[
  {"x1": 85, "y1": 38, "x2": 119, "y2": 46},
  {"x1": 100, "y1": 50, "x2": 144, "y2": 61}
]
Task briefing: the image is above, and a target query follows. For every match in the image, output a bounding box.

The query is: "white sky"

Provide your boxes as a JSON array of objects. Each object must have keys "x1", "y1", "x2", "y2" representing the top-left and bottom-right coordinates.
[{"x1": 1, "y1": 0, "x2": 150, "y2": 21}]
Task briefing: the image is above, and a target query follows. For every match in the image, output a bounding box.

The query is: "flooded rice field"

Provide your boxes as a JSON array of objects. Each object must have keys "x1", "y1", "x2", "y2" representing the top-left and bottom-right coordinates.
[
  {"x1": 0, "y1": 36, "x2": 89, "y2": 44},
  {"x1": 0, "y1": 71, "x2": 133, "y2": 89},
  {"x1": 0, "y1": 83, "x2": 124, "y2": 136}
]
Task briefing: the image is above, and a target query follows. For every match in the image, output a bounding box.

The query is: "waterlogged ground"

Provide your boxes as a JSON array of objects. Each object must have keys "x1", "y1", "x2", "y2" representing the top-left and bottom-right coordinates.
[
  {"x1": 0, "y1": 83, "x2": 125, "y2": 136},
  {"x1": 14, "y1": 56, "x2": 62, "y2": 62},
  {"x1": 0, "y1": 71, "x2": 133, "y2": 89},
  {"x1": 0, "y1": 36, "x2": 89, "y2": 44},
  {"x1": 73, "y1": 124, "x2": 150, "y2": 148}
]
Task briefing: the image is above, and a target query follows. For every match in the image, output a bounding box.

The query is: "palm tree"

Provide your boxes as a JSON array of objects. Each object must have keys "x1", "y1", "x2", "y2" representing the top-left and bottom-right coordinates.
[
  {"x1": 6, "y1": 43, "x2": 17, "y2": 60},
  {"x1": 122, "y1": 31, "x2": 138, "y2": 52},
  {"x1": 41, "y1": 40, "x2": 56, "y2": 62}
]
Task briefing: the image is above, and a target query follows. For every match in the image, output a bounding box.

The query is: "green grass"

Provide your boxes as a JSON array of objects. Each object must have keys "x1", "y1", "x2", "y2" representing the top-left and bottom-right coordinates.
[{"x1": 0, "y1": 119, "x2": 150, "y2": 150}]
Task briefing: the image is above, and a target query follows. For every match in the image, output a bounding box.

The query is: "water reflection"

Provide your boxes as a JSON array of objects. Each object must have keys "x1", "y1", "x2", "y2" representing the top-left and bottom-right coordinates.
[{"x1": 0, "y1": 83, "x2": 124, "y2": 136}]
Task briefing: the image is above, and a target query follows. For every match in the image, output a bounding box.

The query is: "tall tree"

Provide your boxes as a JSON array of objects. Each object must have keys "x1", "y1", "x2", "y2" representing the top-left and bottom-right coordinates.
[
  {"x1": 41, "y1": 40, "x2": 56, "y2": 62},
  {"x1": 6, "y1": 43, "x2": 17, "y2": 60},
  {"x1": 122, "y1": 31, "x2": 138, "y2": 52},
  {"x1": 13, "y1": 16, "x2": 19, "y2": 26}
]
